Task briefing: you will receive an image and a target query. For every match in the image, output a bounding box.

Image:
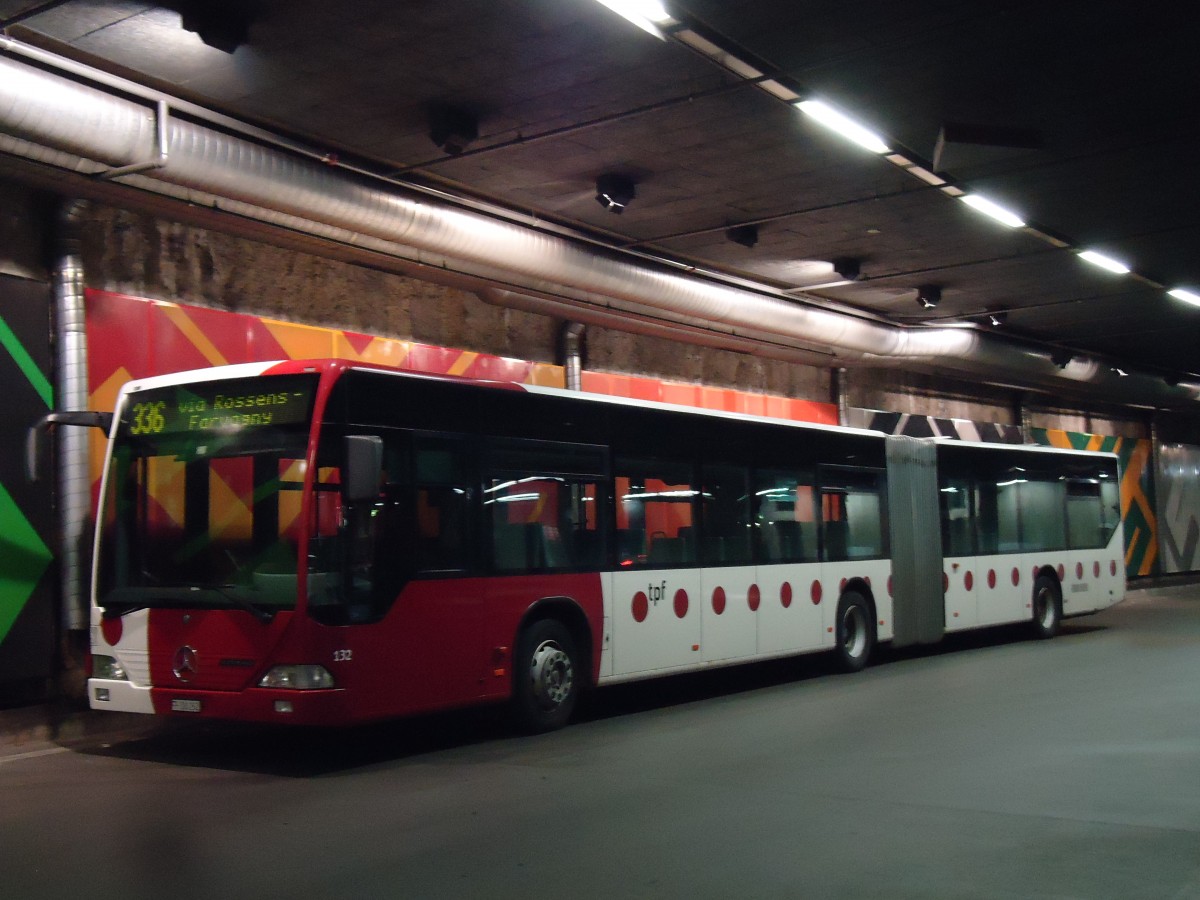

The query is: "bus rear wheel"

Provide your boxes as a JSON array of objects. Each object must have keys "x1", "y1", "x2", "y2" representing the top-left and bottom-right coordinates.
[
  {"x1": 1030, "y1": 575, "x2": 1062, "y2": 639},
  {"x1": 835, "y1": 591, "x2": 875, "y2": 673},
  {"x1": 513, "y1": 619, "x2": 579, "y2": 733}
]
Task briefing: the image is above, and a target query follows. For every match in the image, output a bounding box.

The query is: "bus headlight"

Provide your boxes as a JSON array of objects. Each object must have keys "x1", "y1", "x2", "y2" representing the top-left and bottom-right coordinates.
[
  {"x1": 92, "y1": 655, "x2": 127, "y2": 680},
  {"x1": 258, "y1": 665, "x2": 335, "y2": 690}
]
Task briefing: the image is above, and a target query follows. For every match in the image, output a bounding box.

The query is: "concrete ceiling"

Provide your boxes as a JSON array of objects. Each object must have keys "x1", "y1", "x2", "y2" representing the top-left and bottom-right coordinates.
[{"x1": 3, "y1": 0, "x2": 1198, "y2": 388}]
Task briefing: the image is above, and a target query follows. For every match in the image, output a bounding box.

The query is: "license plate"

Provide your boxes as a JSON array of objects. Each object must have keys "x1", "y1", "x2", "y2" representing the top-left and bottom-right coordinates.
[{"x1": 170, "y1": 698, "x2": 202, "y2": 713}]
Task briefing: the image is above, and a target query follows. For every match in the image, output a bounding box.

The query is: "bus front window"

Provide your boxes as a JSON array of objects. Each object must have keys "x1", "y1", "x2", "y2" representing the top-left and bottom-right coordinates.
[{"x1": 96, "y1": 376, "x2": 318, "y2": 619}]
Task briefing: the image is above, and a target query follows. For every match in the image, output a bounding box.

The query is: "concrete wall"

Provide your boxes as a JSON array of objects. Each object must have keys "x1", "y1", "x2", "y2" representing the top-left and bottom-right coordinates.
[
  {"x1": 79, "y1": 202, "x2": 831, "y2": 402},
  {"x1": 0, "y1": 180, "x2": 51, "y2": 282}
]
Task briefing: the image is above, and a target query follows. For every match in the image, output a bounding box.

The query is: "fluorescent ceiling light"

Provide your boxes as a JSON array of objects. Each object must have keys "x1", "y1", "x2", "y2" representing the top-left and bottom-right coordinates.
[
  {"x1": 1168, "y1": 287, "x2": 1200, "y2": 307},
  {"x1": 1078, "y1": 250, "x2": 1130, "y2": 274},
  {"x1": 960, "y1": 194, "x2": 1026, "y2": 228},
  {"x1": 594, "y1": 0, "x2": 672, "y2": 37},
  {"x1": 795, "y1": 100, "x2": 891, "y2": 154}
]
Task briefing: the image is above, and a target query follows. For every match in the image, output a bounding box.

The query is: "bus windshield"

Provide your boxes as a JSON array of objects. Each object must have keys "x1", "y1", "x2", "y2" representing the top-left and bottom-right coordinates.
[{"x1": 96, "y1": 375, "x2": 319, "y2": 618}]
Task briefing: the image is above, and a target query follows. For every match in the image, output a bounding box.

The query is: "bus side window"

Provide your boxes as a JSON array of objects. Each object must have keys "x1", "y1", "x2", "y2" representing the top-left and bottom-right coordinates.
[
  {"x1": 614, "y1": 458, "x2": 696, "y2": 567},
  {"x1": 483, "y1": 439, "x2": 606, "y2": 573},
  {"x1": 753, "y1": 468, "x2": 817, "y2": 564},
  {"x1": 819, "y1": 467, "x2": 886, "y2": 561},
  {"x1": 701, "y1": 463, "x2": 752, "y2": 565},
  {"x1": 412, "y1": 440, "x2": 473, "y2": 572}
]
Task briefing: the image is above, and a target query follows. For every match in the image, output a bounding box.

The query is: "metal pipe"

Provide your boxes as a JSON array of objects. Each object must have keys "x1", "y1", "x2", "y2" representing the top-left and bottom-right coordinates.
[
  {"x1": 562, "y1": 322, "x2": 586, "y2": 391},
  {"x1": 52, "y1": 198, "x2": 91, "y2": 632},
  {"x1": 477, "y1": 287, "x2": 833, "y2": 367},
  {"x1": 832, "y1": 367, "x2": 849, "y2": 426}
]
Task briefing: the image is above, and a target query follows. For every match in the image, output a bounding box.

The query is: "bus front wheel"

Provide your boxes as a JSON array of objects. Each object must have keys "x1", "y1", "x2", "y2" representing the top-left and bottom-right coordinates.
[
  {"x1": 513, "y1": 619, "x2": 579, "y2": 733},
  {"x1": 835, "y1": 591, "x2": 875, "y2": 673},
  {"x1": 1030, "y1": 575, "x2": 1062, "y2": 639}
]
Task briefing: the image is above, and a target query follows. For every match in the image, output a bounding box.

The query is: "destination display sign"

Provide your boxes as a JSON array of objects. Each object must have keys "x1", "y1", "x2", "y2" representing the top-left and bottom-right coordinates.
[{"x1": 123, "y1": 375, "x2": 316, "y2": 435}]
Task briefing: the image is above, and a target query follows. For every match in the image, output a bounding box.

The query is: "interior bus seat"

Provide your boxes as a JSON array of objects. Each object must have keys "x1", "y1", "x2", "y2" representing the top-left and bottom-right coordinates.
[
  {"x1": 647, "y1": 536, "x2": 684, "y2": 565},
  {"x1": 772, "y1": 520, "x2": 804, "y2": 561}
]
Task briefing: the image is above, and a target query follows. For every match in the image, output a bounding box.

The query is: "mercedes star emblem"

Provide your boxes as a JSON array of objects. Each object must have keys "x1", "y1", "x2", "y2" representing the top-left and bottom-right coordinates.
[{"x1": 172, "y1": 645, "x2": 198, "y2": 682}]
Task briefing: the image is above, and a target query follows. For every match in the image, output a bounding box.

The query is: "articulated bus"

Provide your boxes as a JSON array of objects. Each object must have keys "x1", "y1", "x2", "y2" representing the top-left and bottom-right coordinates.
[{"x1": 81, "y1": 359, "x2": 1125, "y2": 731}]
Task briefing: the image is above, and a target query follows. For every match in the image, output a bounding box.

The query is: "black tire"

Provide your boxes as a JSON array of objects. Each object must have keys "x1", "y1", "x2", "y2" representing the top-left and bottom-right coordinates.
[
  {"x1": 835, "y1": 591, "x2": 875, "y2": 673},
  {"x1": 1030, "y1": 574, "x2": 1062, "y2": 639},
  {"x1": 512, "y1": 619, "x2": 580, "y2": 733}
]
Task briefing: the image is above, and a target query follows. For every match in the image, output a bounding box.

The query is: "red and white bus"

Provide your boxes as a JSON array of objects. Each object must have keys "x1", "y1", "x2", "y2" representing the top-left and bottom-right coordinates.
[{"x1": 82, "y1": 359, "x2": 1125, "y2": 731}]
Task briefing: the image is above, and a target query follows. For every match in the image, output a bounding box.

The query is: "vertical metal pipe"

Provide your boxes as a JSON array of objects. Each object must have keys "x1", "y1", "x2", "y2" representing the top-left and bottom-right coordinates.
[
  {"x1": 53, "y1": 199, "x2": 91, "y2": 632},
  {"x1": 832, "y1": 367, "x2": 848, "y2": 426},
  {"x1": 562, "y1": 322, "x2": 586, "y2": 391},
  {"x1": 1016, "y1": 394, "x2": 1034, "y2": 442}
]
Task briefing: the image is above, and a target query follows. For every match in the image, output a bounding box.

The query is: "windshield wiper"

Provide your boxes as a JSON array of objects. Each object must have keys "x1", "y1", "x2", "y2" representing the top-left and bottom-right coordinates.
[
  {"x1": 209, "y1": 585, "x2": 275, "y2": 624},
  {"x1": 101, "y1": 585, "x2": 274, "y2": 623}
]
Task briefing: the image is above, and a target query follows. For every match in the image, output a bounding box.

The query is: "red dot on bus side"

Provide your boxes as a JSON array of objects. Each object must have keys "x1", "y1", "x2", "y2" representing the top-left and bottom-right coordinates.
[
  {"x1": 1093, "y1": 561, "x2": 1101, "y2": 578},
  {"x1": 865, "y1": 576, "x2": 871, "y2": 588},
  {"x1": 887, "y1": 575, "x2": 893, "y2": 596},
  {"x1": 712, "y1": 586, "x2": 726, "y2": 615},
  {"x1": 748, "y1": 584, "x2": 761, "y2": 612},
  {"x1": 780, "y1": 582, "x2": 793, "y2": 608},
  {"x1": 1110, "y1": 560, "x2": 1118, "y2": 577},
  {"x1": 1012, "y1": 567, "x2": 1021, "y2": 587},
  {"x1": 988, "y1": 569, "x2": 996, "y2": 590},
  {"x1": 674, "y1": 589, "x2": 689, "y2": 619},
  {"x1": 811, "y1": 580, "x2": 823, "y2": 605},
  {"x1": 100, "y1": 615, "x2": 123, "y2": 647},
  {"x1": 1031, "y1": 566, "x2": 1038, "y2": 583},
  {"x1": 964, "y1": 571, "x2": 974, "y2": 591},
  {"x1": 632, "y1": 592, "x2": 648, "y2": 623},
  {"x1": 1057, "y1": 563, "x2": 1065, "y2": 582},
  {"x1": 1076, "y1": 562, "x2": 1084, "y2": 580},
  {"x1": 942, "y1": 572, "x2": 948, "y2": 593},
  {"x1": 839, "y1": 577, "x2": 848, "y2": 593}
]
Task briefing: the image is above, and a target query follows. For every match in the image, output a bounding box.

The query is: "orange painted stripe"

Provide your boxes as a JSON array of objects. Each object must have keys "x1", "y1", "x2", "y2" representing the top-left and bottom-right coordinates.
[
  {"x1": 159, "y1": 304, "x2": 228, "y2": 367},
  {"x1": 1125, "y1": 527, "x2": 1139, "y2": 567},
  {"x1": 447, "y1": 351, "x2": 478, "y2": 377}
]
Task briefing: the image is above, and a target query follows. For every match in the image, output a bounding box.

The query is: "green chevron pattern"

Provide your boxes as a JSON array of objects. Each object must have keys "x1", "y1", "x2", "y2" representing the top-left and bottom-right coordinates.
[
  {"x1": 0, "y1": 312, "x2": 53, "y2": 409},
  {"x1": 0, "y1": 482, "x2": 52, "y2": 646}
]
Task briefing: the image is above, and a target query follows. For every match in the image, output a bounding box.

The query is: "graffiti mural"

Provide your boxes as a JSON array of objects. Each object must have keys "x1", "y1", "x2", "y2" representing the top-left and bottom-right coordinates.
[
  {"x1": 847, "y1": 409, "x2": 1023, "y2": 443},
  {"x1": 0, "y1": 276, "x2": 56, "y2": 696},
  {"x1": 1157, "y1": 443, "x2": 1200, "y2": 574},
  {"x1": 1030, "y1": 428, "x2": 1157, "y2": 578}
]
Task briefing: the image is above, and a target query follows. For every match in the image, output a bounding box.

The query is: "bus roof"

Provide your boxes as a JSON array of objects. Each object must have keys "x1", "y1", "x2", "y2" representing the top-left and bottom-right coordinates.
[{"x1": 114, "y1": 358, "x2": 1117, "y2": 459}]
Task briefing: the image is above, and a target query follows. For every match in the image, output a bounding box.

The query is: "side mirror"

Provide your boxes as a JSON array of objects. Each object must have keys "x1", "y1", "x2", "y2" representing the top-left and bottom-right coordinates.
[
  {"x1": 343, "y1": 435, "x2": 383, "y2": 502},
  {"x1": 26, "y1": 410, "x2": 114, "y2": 481}
]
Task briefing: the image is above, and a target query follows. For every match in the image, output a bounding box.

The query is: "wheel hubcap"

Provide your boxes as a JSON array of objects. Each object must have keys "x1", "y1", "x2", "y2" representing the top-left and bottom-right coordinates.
[
  {"x1": 842, "y1": 606, "x2": 866, "y2": 658},
  {"x1": 1036, "y1": 588, "x2": 1054, "y2": 627},
  {"x1": 530, "y1": 640, "x2": 573, "y2": 709}
]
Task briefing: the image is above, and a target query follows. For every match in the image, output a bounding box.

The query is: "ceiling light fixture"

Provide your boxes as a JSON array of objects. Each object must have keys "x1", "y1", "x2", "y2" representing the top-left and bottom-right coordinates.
[
  {"x1": 178, "y1": 0, "x2": 255, "y2": 53},
  {"x1": 795, "y1": 100, "x2": 891, "y2": 154},
  {"x1": 832, "y1": 258, "x2": 862, "y2": 281},
  {"x1": 428, "y1": 105, "x2": 479, "y2": 155},
  {"x1": 725, "y1": 224, "x2": 758, "y2": 248},
  {"x1": 1168, "y1": 287, "x2": 1200, "y2": 307},
  {"x1": 593, "y1": 0, "x2": 673, "y2": 38},
  {"x1": 1078, "y1": 250, "x2": 1130, "y2": 274},
  {"x1": 1112, "y1": 366, "x2": 1129, "y2": 377},
  {"x1": 596, "y1": 173, "x2": 636, "y2": 213},
  {"x1": 959, "y1": 194, "x2": 1026, "y2": 229},
  {"x1": 916, "y1": 285, "x2": 941, "y2": 309},
  {"x1": 988, "y1": 312, "x2": 1007, "y2": 327}
]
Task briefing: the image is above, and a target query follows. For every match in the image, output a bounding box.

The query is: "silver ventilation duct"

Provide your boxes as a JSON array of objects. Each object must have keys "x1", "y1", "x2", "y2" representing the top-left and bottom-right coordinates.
[{"x1": 1, "y1": 44, "x2": 1196, "y2": 410}]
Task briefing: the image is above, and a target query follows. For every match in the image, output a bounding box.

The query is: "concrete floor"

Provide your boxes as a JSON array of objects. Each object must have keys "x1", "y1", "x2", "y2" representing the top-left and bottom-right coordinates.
[{"x1": 2, "y1": 583, "x2": 1199, "y2": 899}]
